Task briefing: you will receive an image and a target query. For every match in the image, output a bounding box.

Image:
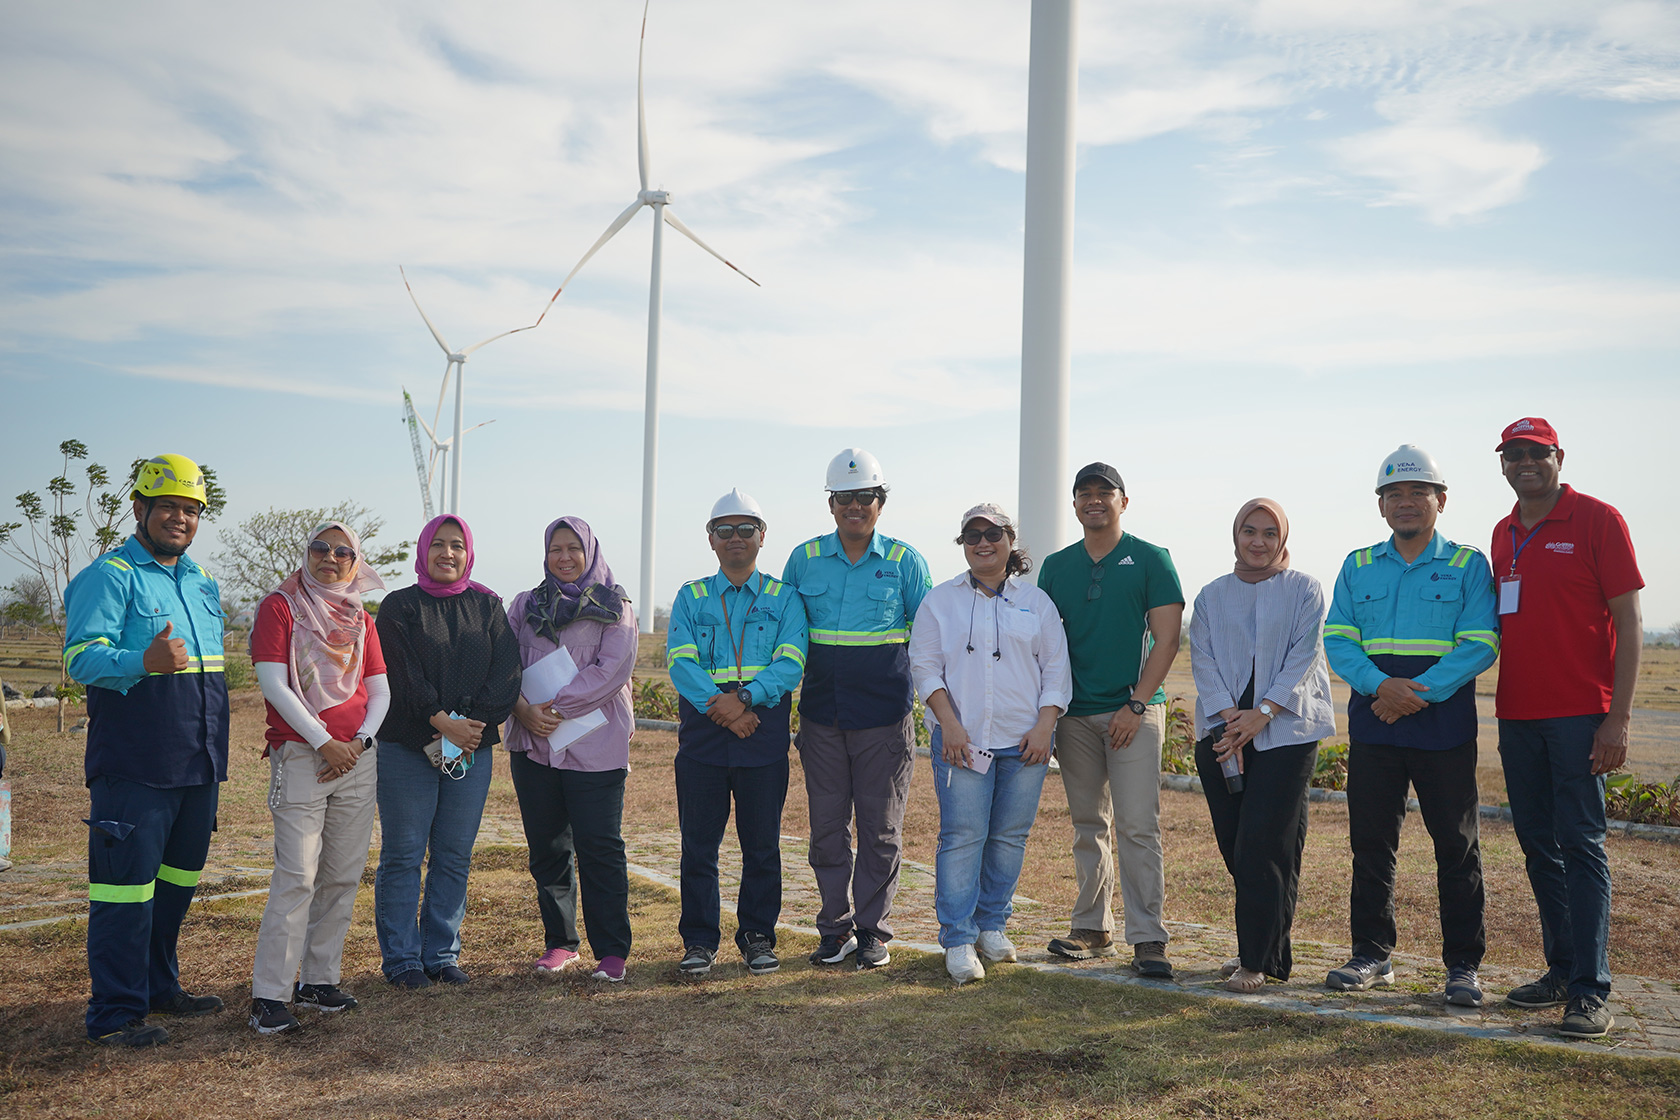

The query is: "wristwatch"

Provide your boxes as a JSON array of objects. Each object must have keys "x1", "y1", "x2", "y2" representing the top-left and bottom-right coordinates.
[
  {"x1": 738, "y1": 684, "x2": 755, "y2": 709},
  {"x1": 1126, "y1": 699, "x2": 1147, "y2": 715},
  {"x1": 360, "y1": 734, "x2": 377, "y2": 751},
  {"x1": 1258, "y1": 703, "x2": 1276, "y2": 719}
]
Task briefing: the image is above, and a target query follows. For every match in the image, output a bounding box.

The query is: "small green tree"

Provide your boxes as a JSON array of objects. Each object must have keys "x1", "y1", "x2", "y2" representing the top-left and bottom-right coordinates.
[
  {"x1": 0, "y1": 575, "x2": 53, "y2": 637},
  {"x1": 212, "y1": 503, "x2": 411, "y2": 608}
]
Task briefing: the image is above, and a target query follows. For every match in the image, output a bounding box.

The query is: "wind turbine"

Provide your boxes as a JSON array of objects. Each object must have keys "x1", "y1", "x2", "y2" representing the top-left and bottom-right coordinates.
[
  {"x1": 400, "y1": 266, "x2": 539, "y2": 516},
  {"x1": 531, "y1": 1, "x2": 760, "y2": 632},
  {"x1": 402, "y1": 388, "x2": 496, "y2": 520}
]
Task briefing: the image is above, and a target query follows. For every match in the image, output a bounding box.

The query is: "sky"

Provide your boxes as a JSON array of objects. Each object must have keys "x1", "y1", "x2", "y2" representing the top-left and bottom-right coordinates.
[{"x1": 2, "y1": 0, "x2": 1676, "y2": 629}]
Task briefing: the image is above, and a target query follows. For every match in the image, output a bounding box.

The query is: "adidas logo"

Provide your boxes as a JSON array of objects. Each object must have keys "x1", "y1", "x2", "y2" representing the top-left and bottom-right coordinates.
[{"x1": 1117, "y1": 556, "x2": 1135, "y2": 565}]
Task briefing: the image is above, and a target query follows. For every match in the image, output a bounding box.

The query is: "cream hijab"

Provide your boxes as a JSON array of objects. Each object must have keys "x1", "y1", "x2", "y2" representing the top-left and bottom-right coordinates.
[{"x1": 273, "y1": 521, "x2": 386, "y2": 713}]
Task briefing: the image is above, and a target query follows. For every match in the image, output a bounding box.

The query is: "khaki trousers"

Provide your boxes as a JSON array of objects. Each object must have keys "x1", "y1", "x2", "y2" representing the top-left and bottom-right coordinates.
[
  {"x1": 1055, "y1": 706, "x2": 1169, "y2": 945},
  {"x1": 251, "y1": 740, "x2": 378, "y2": 1001}
]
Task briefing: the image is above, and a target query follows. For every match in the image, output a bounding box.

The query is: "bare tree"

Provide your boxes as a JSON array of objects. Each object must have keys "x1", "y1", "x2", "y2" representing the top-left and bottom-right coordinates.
[
  {"x1": 212, "y1": 503, "x2": 411, "y2": 608},
  {"x1": 1, "y1": 575, "x2": 53, "y2": 638},
  {"x1": 1668, "y1": 621, "x2": 1680, "y2": 649}
]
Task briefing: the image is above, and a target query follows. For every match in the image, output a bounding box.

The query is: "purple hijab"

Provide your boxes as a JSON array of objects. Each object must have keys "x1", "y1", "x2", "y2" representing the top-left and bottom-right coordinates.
[
  {"x1": 414, "y1": 515, "x2": 495, "y2": 598},
  {"x1": 525, "y1": 515, "x2": 626, "y2": 640}
]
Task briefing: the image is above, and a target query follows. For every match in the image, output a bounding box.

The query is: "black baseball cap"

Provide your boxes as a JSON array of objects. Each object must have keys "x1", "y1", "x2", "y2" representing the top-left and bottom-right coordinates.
[{"x1": 1072, "y1": 462, "x2": 1125, "y2": 495}]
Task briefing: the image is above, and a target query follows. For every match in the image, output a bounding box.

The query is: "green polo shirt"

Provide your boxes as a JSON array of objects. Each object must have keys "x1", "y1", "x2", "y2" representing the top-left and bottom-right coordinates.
[{"x1": 1038, "y1": 533, "x2": 1183, "y2": 717}]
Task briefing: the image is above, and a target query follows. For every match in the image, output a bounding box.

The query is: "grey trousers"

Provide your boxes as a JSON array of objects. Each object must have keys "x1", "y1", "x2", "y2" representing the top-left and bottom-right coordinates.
[
  {"x1": 251, "y1": 740, "x2": 379, "y2": 1001},
  {"x1": 1054, "y1": 707, "x2": 1170, "y2": 946},
  {"x1": 797, "y1": 715, "x2": 916, "y2": 940}
]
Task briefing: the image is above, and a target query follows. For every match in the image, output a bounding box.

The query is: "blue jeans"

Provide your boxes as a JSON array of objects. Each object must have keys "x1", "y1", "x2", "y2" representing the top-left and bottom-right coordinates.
[
  {"x1": 928, "y1": 727, "x2": 1049, "y2": 948},
  {"x1": 1498, "y1": 714, "x2": 1612, "y2": 999},
  {"x1": 374, "y1": 742, "x2": 493, "y2": 979}
]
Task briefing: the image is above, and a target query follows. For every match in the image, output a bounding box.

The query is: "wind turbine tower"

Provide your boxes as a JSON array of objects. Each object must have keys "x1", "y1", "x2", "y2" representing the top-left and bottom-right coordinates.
[
  {"x1": 532, "y1": 1, "x2": 759, "y2": 632},
  {"x1": 401, "y1": 266, "x2": 538, "y2": 515}
]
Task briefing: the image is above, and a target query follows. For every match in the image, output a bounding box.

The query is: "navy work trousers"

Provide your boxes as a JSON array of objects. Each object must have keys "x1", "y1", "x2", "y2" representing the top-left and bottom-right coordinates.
[
  {"x1": 85, "y1": 776, "x2": 218, "y2": 1037},
  {"x1": 675, "y1": 752, "x2": 789, "y2": 953}
]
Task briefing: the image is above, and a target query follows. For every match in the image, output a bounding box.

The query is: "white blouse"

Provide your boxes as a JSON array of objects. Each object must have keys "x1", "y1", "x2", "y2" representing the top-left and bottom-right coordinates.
[
  {"x1": 1188, "y1": 569, "x2": 1336, "y2": 750},
  {"x1": 909, "y1": 571, "x2": 1072, "y2": 752}
]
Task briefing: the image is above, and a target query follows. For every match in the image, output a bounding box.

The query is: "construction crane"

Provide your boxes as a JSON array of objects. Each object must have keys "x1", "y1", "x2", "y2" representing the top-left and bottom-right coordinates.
[{"x1": 402, "y1": 389, "x2": 436, "y2": 520}]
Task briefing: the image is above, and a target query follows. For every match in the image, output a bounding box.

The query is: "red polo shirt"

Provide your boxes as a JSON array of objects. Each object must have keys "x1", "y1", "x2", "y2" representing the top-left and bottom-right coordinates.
[
  {"x1": 1491, "y1": 485, "x2": 1642, "y2": 720},
  {"x1": 251, "y1": 593, "x2": 387, "y2": 747}
]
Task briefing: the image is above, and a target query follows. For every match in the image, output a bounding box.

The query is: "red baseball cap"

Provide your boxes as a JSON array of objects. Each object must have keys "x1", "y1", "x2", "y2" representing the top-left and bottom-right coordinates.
[{"x1": 1495, "y1": 417, "x2": 1559, "y2": 452}]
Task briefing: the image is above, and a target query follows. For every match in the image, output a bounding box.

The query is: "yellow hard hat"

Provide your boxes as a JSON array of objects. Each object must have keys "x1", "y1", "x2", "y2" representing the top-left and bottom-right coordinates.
[{"x1": 131, "y1": 453, "x2": 209, "y2": 507}]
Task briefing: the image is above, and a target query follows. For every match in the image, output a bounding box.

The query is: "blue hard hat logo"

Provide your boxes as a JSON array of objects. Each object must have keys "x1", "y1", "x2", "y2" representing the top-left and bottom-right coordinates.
[
  {"x1": 849, "y1": 460, "x2": 857, "y2": 470},
  {"x1": 1385, "y1": 464, "x2": 1395, "y2": 477}
]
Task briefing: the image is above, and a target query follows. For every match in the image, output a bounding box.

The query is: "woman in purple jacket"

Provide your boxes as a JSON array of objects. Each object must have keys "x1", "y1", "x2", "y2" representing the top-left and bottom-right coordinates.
[{"x1": 505, "y1": 516, "x2": 638, "y2": 982}]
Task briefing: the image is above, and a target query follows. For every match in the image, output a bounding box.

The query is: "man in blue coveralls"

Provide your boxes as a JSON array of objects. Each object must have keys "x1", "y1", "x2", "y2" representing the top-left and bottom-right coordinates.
[
  {"x1": 782, "y1": 448, "x2": 931, "y2": 970},
  {"x1": 668, "y1": 488, "x2": 808, "y2": 978},
  {"x1": 63, "y1": 454, "x2": 230, "y2": 1046},
  {"x1": 1322, "y1": 444, "x2": 1500, "y2": 1007}
]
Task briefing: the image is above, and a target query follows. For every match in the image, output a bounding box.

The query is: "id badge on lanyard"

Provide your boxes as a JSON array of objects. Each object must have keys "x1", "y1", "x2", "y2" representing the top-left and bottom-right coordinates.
[{"x1": 1501, "y1": 522, "x2": 1545, "y2": 616}]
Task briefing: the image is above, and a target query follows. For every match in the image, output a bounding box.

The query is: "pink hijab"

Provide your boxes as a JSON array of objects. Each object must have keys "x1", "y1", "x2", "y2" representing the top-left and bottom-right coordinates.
[
  {"x1": 414, "y1": 514, "x2": 495, "y2": 598},
  {"x1": 274, "y1": 520, "x2": 386, "y2": 713},
  {"x1": 1232, "y1": 498, "x2": 1291, "y2": 584}
]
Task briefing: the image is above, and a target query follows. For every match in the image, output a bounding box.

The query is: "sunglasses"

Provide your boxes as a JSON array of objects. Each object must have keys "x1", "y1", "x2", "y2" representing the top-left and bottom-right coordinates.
[
  {"x1": 1501, "y1": 445, "x2": 1556, "y2": 463},
  {"x1": 831, "y1": 489, "x2": 882, "y2": 507},
  {"x1": 710, "y1": 522, "x2": 761, "y2": 540},
  {"x1": 308, "y1": 540, "x2": 357, "y2": 562},
  {"x1": 961, "y1": 526, "x2": 1006, "y2": 545},
  {"x1": 1087, "y1": 563, "x2": 1106, "y2": 601}
]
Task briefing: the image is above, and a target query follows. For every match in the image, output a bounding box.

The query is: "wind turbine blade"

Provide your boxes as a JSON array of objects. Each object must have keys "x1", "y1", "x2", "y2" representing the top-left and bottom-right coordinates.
[
  {"x1": 400, "y1": 266, "x2": 455, "y2": 355},
  {"x1": 526, "y1": 197, "x2": 647, "y2": 329},
  {"x1": 462, "y1": 419, "x2": 498, "y2": 435},
  {"x1": 662, "y1": 208, "x2": 761, "y2": 287},
  {"x1": 637, "y1": 0, "x2": 651, "y2": 192},
  {"x1": 430, "y1": 358, "x2": 453, "y2": 437},
  {"x1": 461, "y1": 323, "x2": 537, "y2": 357}
]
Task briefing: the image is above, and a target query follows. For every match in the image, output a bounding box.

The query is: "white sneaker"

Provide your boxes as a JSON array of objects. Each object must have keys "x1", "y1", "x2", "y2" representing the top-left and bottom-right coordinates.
[
  {"x1": 976, "y1": 930, "x2": 1017, "y2": 963},
  {"x1": 945, "y1": 944, "x2": 986, "y2": 984}
]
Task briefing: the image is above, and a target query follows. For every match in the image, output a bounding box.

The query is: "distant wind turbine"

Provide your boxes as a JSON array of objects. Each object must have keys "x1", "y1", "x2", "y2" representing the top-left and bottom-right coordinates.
[
  {"x1": 531, "y1": 0, "x2": 760, "y2": 633},
  {"x1": 402, "y1": 388, "x2": 496, "y2": 520},
  {"x1": 400, "y1": 266, "x2": 540, "y2": 516}
]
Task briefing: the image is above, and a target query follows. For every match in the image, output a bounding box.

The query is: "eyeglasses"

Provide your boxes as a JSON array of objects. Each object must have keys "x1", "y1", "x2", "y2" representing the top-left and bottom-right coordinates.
[
  {"x1": 308, "y1": 541, "x2": 357, "y2": 562},
  {"x1": 710, "y1": 522, "x2": 761, "y2": 540},
  {"x1": 1087, "y1": 563, "x2": 1106, "y2": 601},
  {"x1": 831, "y1": 489, "x2": 882, "y2": 507},
  {"x1": 1501, "y1": 445, "x2": 1556, "y2": 463},
  {"x1": 961, "y1": 527, "x2": 1006, "y2": 545}
]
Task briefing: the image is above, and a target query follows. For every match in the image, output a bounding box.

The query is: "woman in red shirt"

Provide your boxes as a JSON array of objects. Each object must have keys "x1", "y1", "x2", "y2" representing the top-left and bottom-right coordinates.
[{"x1": 247, "y1": 521, "x2": 388, "y2": 1035}]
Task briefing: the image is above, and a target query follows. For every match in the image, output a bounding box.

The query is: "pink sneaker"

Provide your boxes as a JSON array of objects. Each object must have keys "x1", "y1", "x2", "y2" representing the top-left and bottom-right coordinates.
[
  {"x1": 592, "y1": 956, "x2": 626, "y2": 982},
  {"x1": 535, "y1": 947, "x2": 580, "y2": 973}
]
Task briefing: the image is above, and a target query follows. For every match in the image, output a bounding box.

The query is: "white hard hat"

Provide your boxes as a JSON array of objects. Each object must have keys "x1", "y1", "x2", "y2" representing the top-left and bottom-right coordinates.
[
  {"x1": 825, "y1": 447, "x2": 888, "y2": 492},
  {"x1": 709, "y1": 487, "x2": 765, "y2": 524},
  {"x1": 1375, "y1": 444, "x2": 1448, "y2": 494}
]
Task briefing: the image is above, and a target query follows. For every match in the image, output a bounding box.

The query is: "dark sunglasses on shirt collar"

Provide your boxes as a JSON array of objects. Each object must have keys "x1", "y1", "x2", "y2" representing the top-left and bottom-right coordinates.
[{"x1": 308, "y1": 540, "x2": 357, "y2": 562}]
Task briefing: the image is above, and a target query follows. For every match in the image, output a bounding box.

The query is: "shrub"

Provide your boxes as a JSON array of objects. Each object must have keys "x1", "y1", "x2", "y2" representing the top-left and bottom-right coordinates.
[
  {"x1": 1159, "y1": 696, "x2": 1197, "y2": 776},
  {"x1": 1312, "y1": 741, "x2": 1349, "y2": 791},
  {"x1": 1605, "y1": 773, "x2": 1680, "y2": 827},
  {"x1": 633, "y1": 678, "x2": 679, "y2": 722},
  {"x1": 222, "y1": 653, "x2": 256, "y2": 692}
]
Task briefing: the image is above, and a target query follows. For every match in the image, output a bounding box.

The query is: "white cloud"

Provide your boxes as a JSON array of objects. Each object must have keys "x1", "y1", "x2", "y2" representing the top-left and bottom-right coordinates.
[{"x1": 1330, "y1": 122, "x2": 1546, "y2": 222}]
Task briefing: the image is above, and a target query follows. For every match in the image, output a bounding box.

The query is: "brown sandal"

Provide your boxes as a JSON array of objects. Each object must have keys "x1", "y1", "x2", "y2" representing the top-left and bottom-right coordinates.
[{"x1": 1225, "y1": 967, "x2": 1266, "y2": 994}]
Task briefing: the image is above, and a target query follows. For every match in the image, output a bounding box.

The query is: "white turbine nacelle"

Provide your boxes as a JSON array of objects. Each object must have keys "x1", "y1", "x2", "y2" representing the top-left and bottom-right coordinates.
[{"x1": 639, "y1": 190, "x2": 671, "y2": 205}]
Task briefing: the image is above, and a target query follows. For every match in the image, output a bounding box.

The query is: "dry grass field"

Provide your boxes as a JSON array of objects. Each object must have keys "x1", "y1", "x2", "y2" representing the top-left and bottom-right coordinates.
[{"x1": 4, "y1": 683, "x2": 1680, "y2": 1118}]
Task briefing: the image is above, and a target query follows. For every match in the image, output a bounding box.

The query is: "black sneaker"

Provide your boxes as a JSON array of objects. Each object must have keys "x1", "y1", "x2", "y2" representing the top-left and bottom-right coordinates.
[
  {"x1": 249, "y1": 998, "x2": 300, "y2": 1036},
  {"x1": 90, "y1": 1018, "x2": 169, "y2": 1047},
  {"x1": 1444, "y1": 965, "x2": 1483, "y2": 1007},
  {"x1": 679, "y1": 945, "x2": 715, "y2": 976},
  {"x1": 389, "y1": 969, "x2": 433, "y2": 989},
  {"x1": 425, "y1": 964, "x2": 471, "y2": 986},
  {"x1": 1326, "y1": 955, "x2": 1394, "y2": 991},
  {"x1": 739, "y1": 932, "x2": 780, "y2": 975},
  {"x1": 295, "y1": 983, "x2": 359, "y2": 1012},
  {"x1": 151, "y1": 990, "x2": 224, "y2": 1017},
  {"x1": 1506, "y1": 974, "x2": 1568, "y2": 1009},
  {"x1": 809, "y1": 933, "x2": 857, "y2": 965},
  {"x1": 855, "y1": 931, "x2": 891, "y2": 970},
  {"x1": 1558, "y1": 994, "x2": 1614, "y2": 1039}
]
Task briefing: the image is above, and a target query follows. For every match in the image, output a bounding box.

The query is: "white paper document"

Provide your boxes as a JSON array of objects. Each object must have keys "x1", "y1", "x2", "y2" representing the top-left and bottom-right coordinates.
[{"x1": 521, "y1": 647, "x2": 608, "y2": 754}]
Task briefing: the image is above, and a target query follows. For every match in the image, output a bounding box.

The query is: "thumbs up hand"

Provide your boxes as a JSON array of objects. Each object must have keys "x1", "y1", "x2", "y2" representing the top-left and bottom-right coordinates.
[{"x1": 142, "y1": 621, "x2": 190, "y2": 674}]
